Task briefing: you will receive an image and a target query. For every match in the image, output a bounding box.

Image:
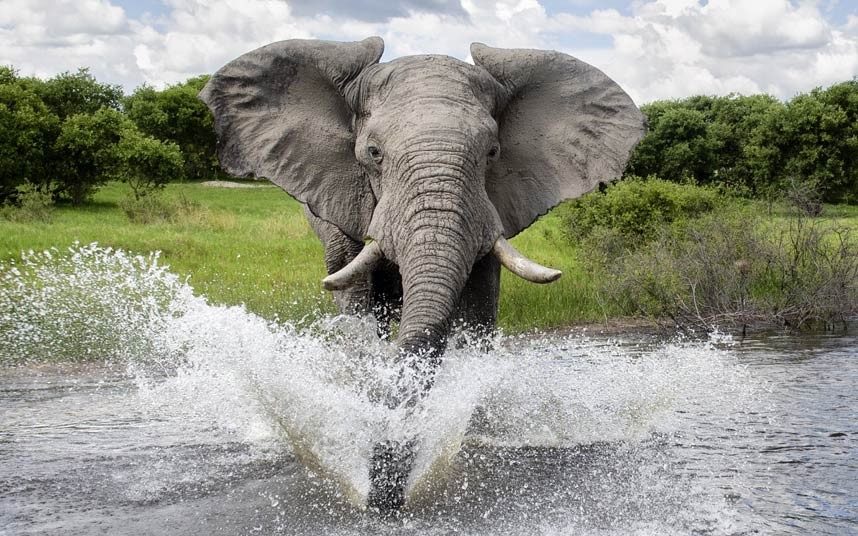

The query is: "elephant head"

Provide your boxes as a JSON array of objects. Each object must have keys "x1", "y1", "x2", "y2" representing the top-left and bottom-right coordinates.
[{"x1": 200, "y1": 36, "x2": 644, "y2": 366}]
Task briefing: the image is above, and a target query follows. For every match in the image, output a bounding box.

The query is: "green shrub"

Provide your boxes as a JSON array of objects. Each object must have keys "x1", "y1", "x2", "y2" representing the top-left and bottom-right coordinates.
[
  {"x1": 559, "y1": 177, "x2": 722, "y2": 243},
  {"x1": 114, "y1": 126, "x2": 183, "y2": 200},
  {"x1": 0, "y1": 68, "x2": 61, "y2": 201},
  {"x1": 1, "y1": 183, "x2": 54, "y2": 223},
  {"x1": 582, "y1": 204, "x2": 858, "y2": 330},
  {"x1": 53, "y1": 107, "x2": 125, "y2": 204},
  {"x1": 120, "y1": 192, "x2": 201, "y2": 224}
]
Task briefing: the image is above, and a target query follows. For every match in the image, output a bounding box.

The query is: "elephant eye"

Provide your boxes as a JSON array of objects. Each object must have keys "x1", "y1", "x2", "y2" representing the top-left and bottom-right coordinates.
[
  {"x1": 367, "y1": 145, "x2": 383, "y2": 163},
  {"x1": 487, "y1": 145, "x2": 500, "y2": 160}
]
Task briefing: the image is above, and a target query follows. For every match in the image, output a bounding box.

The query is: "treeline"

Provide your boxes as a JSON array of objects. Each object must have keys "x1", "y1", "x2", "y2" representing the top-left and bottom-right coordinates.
[
  {"x1": 627, "y1": 81, "x2": 858, "y2": 204},
  {"x1": 2, "y1": 65, "x2": 857, "y2": 207},
  {"x1": 0, "y1": 66, "x2": 220, "y2": 205}
]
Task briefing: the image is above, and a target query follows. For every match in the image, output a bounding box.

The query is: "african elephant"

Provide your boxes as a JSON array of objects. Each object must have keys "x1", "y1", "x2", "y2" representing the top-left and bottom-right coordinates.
[{"x1": 200, "y1": 36, "x2": 645, "y2": 510}]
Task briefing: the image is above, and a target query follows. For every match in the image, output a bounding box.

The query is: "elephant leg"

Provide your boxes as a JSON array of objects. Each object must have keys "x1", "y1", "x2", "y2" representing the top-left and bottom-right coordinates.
[
  {"x1": 367, "y1": 439, "x2": 415, "y2": 512},
  {"x1": 369, "y1": 261, "x2": 402, "y2": 340},
  {"x1": 304, "y1": 206, "x2": 371, "y2": 315},
  {"x1": 454, "y1": 253, "x2": 501, "y2": 347}
]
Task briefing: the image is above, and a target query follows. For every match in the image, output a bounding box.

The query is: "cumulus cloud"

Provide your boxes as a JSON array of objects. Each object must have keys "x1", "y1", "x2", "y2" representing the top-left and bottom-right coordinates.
[{"x1": 0, "y1": 0, "x2": 855, "y2": 102}]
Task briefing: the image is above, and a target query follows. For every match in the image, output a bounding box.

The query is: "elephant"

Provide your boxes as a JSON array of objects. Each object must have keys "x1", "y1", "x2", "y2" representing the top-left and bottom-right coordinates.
[{"x1": 199, "y1": 36, "x2": 645, "y2": 510}]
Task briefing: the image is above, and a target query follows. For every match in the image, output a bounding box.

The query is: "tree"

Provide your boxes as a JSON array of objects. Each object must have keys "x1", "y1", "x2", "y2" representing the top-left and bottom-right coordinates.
[
  {"x1": 0, "y1": 67, "x2": 60, "y2": 201},
  {"x1": 53, "y1": 107, "x2": 125, "y2": 204},
  {"x1": 627, "y1": 102, "x2": 721, "y2": 184},
  {"x1": 114, "y1": 126, "x2": 184, "y2": 200},
  {"x1": 33, "y1": 68, "x2": 123, "y2": 120},
  {"x1": 125, "y1": 75, "x2": 221, "y2": 180},
  {"x1": 749, "y1": 81, "x2": 858, "y2": 203}
]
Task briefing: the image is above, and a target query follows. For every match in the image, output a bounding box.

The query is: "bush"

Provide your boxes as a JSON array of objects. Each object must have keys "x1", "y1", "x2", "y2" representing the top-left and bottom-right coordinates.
[
  {"x1": 53, "y1": 107, "x2": 125, "y2": 204},
  {"x1": 114, "y1": 126, "x2": 184, "y2": 200},
  {"x1": 581, "y1": 204, "x2": 858, "y2": 331},
  {"x1": 1, "y1": 183, "x2": 54, "y2": 223},
  {"x1": 0, "y1": 68, "x2": 61, "y2": 201},
  {"x1": 32, "y1": 68, "x2": 123, "y2": 120},
  {"x1": 120, "y1": 192, "x2": 200, "y2": 224},
  {"x1": 559, "y1": 177, "x2": 722, "y2": 242},
  {"x1": 124, "y1": 75, "x2": 222, "y2": 181}
]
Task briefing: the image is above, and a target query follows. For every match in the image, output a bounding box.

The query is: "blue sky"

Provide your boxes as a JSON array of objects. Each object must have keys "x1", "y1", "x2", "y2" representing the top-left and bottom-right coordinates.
[{"x1": 2, "y1": 1, "x2": 856, "y2": 103}]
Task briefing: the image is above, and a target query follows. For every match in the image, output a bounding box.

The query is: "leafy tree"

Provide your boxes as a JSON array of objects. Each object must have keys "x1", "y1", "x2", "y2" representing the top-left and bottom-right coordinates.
[
  {"x1": 707, "y1": 94, "x2": 782, "y2": 194},
  {"x1": 54, "y1": 107, "x2": 185, "y2": 204},
  {"x1": 747, "y1": 81, "x2": 858, "y2": 203},
  {"x1": 627, "y1": 103, "x2": 721, "y2": 184},
  {"x1": 53, "y1": 107, "x2": 125, "y2": 204},
  {"x1": 33, "y1": 68, "x2": 123, "y2": 120},
  {"x1": 628, "y1": 94, "x2": 786, "y2": 194},
  {"x1": 0, "y1": 67, "x2": 60, "y2": 200},
  {"x1": 114, "y1": 126, "x2": 184, "y2": 200},
  {"x1": 125, "y1": 75, "x2": 221, "y2": 180}
]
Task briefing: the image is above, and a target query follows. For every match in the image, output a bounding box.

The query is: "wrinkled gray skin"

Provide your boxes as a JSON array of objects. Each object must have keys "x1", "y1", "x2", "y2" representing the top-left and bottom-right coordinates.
[{"x1": 201, "y1": 37, "x2": 644, "y2": 509}]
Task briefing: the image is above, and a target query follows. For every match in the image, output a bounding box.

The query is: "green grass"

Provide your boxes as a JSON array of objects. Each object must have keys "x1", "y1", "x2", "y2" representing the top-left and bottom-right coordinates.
[
  {"x1": 499, "y1": 210, "x2": 611, "y2": 331},
  {"x1": 0, "y1": 182, "x2": 606, "y2": 331}
]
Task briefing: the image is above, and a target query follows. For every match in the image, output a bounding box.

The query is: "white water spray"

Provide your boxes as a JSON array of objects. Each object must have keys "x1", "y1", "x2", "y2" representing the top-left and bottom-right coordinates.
[{"x1": 1, "y1": 244, "x2": 755, "y2": 511}]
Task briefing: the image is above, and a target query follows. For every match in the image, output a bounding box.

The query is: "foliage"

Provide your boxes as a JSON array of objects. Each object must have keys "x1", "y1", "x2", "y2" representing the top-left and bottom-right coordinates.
[
  {"x1": 1, "y1": 183, "x2": 55, "y2": 223},
  {"x1": 577, "y1": 203, "x2": 858, "y2": 331},
  {"x1": 52, "y1": 107, "x2": 185, "y2": 205},
  {"x1": 751, "y1": 81, "x2": 858, "y2": 204},
  {"x1": 53, "y1": 107, "x2": 126, "y2": 204},
  {"x1": 114, "y1": 127, "x2": 184, "y2": 200},
  {"x1": 30, "y1": 68, "x2": 123, "y2": 120},
  {"x1": 124, "y1": 75, "x2": 221, "y2": 180},
  {"x1": 0, "y1": 68, "x2": 60, "y2": 199},
  {"x1": 628, "y1": 94, "x2": 781, "y2": 191},
  {"x1": 559, "y1": 177, "x2": 722, "y2": 242},
  {"x1": 0, "y1": 66, "x2": 210, "y2": 205},
  {"x1": 628, "y1": 82, "x2": 858, "y2": 204},
  {"x1": 119, "y1": 191, "x2": 199, "y2": 224}
]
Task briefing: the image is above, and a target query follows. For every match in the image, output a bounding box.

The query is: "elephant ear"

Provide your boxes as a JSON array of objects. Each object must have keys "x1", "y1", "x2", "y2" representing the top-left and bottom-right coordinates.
[
  {"x1": 200, "y1": 37, "x2": 384, "y2": 241},
  {"x1": 471, "y1": 43, "x2": 646, "y2": 238}
]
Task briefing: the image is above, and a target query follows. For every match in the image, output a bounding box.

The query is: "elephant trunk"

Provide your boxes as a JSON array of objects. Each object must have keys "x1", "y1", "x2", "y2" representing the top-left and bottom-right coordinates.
[
  {"x1": 397, "y1": 227, "x2": 472, "y2": 361},
  {"x1": 387, "y1": 148, "x2": 494, "y2": 371}
]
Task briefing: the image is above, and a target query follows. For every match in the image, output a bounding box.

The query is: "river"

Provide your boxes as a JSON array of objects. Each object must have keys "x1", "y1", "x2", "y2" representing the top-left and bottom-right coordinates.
[{"x1": 1, "y1": 246, "x2": 856, "y2": 535}]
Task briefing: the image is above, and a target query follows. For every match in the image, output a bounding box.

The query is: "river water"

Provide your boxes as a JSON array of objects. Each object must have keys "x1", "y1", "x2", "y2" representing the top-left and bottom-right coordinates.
[{"x1": 1, "y1": 246, "x2": 856, "y2": 535}]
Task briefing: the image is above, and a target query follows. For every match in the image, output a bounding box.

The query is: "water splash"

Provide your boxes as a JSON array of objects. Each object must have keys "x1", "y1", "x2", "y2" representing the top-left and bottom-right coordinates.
[{"x1": 1, "y1": 244, "x2": 756, "y2": 516}]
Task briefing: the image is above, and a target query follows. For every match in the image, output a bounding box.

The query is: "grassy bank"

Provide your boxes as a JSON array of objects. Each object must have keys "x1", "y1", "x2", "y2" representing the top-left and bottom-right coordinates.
[{"x1": 0, "y1": 182, "x2": 608, "y2": 332}]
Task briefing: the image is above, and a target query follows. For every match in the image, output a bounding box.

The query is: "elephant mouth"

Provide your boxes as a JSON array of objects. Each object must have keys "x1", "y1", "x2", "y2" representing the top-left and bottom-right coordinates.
[{"x1": 322, "y1": 236, "x2": 561, "y2": 292}]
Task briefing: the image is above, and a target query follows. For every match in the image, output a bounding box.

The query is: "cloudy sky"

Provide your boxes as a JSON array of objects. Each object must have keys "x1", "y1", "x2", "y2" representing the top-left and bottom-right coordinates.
[{"x1": 1, "y1": 0, "x2": 856, "y2": 103}]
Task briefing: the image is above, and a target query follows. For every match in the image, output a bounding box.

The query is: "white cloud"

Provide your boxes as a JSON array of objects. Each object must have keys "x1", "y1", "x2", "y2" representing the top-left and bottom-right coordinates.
[
  {"x1": 548, "y1": 0, "x2": 857, "y2": 101},
  {"x1": 0, "y1": 0, "x2": 855, "y2": 102}
]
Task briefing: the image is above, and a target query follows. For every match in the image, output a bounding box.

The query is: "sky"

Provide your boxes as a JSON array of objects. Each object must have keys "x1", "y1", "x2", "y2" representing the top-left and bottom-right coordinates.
[{"x1": 1, "y1": 0, "x2": 856, "y2": 104}]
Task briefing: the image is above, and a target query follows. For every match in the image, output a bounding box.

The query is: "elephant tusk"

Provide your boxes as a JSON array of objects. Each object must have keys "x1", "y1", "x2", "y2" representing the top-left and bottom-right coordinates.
[
  {"x1": 492, "y1": 237, "x2": 562, "y2": 284},
  {"x1": 322, "y1": 241, "x2": 384, "y2": 291}
]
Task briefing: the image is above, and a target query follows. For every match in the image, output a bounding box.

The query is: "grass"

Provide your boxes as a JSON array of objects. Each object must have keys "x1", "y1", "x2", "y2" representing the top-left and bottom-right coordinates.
[{"x1": 0, "y1": 181, "x2": 606, "y2": 332}]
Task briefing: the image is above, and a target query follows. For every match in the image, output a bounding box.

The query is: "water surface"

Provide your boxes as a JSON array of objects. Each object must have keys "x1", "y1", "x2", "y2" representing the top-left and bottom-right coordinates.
[{"x1": 1, "y1": 246, "x2": 856, "y2": 535}]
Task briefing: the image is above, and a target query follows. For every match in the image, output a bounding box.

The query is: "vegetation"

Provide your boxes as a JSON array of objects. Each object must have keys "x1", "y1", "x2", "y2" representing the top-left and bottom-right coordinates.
[
  {"x1": 0, "y1": 181, "x2": 605, "y2": 331},
  {"x1": 563, "y1": 180, "x2": 858, "y2": 332},
  {"x1": 0, "y1": 67, "x2": 191, "y2": 206},
  {"x1": 0, "y1": 63, "x2": 856, "y2": 336},
  {"x1": 628, "y1": 81, "x2": 858, "y2": 203},
  {"x1": 1, "y1": 181, "x2": 854, "y2": 334},
  {"x1": 559, "y1": 177, "x2": 722, "y2": 242},
  {"x1": 0, "y1": 183, "x2": 54, "y2": 223},
  {"x1": 124, "y1": 75, "x2": 221, "y2": 181}
]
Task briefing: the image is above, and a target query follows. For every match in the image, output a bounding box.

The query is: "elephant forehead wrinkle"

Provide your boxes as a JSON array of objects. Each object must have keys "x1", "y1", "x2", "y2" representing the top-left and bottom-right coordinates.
[{"x1": 397, "y1": 149, "x2": 478, "y2": 172}]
